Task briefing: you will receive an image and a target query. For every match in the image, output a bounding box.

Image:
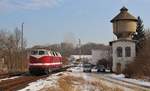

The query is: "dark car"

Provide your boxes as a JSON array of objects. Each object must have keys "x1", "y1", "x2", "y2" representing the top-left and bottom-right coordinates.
[
  {"x1": 83, "y1": 63, "x2": 92, "y2": 72},
  {"x1": 97, "y1": 65, "x2": 105, "y2": 72}
]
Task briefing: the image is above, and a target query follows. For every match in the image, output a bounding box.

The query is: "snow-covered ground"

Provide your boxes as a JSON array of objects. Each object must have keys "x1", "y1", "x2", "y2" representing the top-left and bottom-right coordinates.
[
  {"x1": 17, "y1": 67, "x2": 150, "y2": 91},
  {"x1": 108, "y1": 74, "x2": 150, "y2": 87},
  {"x1": 18, "y1": 72, "x2": 124, "y2": 91},
  {"x1": 18, "y1": 72, "x2": 62, "y2": 91},
  {"x1": 67, "y1": 66, "x2": 83, "y2": 72}
]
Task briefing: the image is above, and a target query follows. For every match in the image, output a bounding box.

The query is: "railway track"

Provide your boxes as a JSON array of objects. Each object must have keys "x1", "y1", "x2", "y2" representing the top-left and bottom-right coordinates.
[
  {"x1": 98, "y1": 75, "x2": 150, "y2": 91},
  {"x1": 0, "y1": 66, "x2": 70, "y2": 91},
  {"x1": 0, "y1": 73, "x2": 10, "y2": 79},
  {"x1": 107, "y1": 76, "x2": 150, "y2": 89},
  {"x1": 0, "y1": 75, "x2": 47, "y2": 91},
  {"x1": 88, "y1": 73, "x2": 150, "y2": 91},
  {"x1": 0, "y1": 72, "x2": 25, "y2": 79}
]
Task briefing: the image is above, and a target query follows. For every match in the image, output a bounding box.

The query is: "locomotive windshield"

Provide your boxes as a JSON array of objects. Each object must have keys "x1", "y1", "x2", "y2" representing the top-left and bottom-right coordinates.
[
  {"x1": 31, "y1": 50, "x2": 38, "y2": 55},
  {"x1": 31, "y1": 50, "x2": 47, "y2": 55},
  {"x1": 39, "y1": 51, "x2": 45, "y2": 55}
]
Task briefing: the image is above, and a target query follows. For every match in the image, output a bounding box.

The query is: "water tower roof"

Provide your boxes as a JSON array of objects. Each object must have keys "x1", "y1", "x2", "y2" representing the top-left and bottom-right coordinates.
[{"x1": 111, "y1": 6, "x2": 137, "y2": 22}]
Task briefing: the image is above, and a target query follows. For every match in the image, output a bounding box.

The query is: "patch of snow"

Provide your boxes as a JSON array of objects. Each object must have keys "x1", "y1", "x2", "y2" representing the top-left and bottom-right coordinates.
[
  {"x1": 111, "y1": 74, "x2": 125, "y2": 78},
  {"x1": 65, "y1": 72, "x2": 97, "y2": 82},
  {"x1": 82, "y1": 73, "x2": 97, "y2": 81},
  {"x1": 19, "y1": 72, "x2": 129, "y2": 91},
  {"x1": 101, "y1": 78, "x2": 133, "y2": 91},
  {"x1": 120, "y1": 78, "x2": 150, "y2": 87},
  {"x1": 67, "y1": 67, "x2": 83, "y2": 72},
  {"x1": 0, "y1": 76, "x2": 20, "y2": 82},
  {"x1": 109, "y1": 74, "x2": 150, "y2": 87},
  {"x1": 63, "y1": 72, "x2": 100, "y2": 91},
  {"x1": 18, "y1": 79, "x2": 47, "y2": 91},
  {"x1": 18, "y1": 73, "x2": 63, "y2": 91},
  {"x1": 105, "y1": 69, "x2": 111, "y2": 72},
  {"x1": 77, "y1": 83, "x2": 99, "y2": 91}
]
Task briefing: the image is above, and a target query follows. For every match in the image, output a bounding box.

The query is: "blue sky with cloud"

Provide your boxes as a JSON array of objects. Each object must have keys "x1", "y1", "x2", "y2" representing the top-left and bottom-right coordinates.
[{"x1": 0, "y1": 0, "x2": 150, "y2": 47}]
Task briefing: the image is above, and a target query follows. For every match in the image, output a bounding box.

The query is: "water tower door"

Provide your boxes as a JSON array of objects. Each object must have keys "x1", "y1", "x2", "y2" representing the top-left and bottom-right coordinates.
[{"x1": 116, "y1": 63, "x2": 121, "y2": 73}]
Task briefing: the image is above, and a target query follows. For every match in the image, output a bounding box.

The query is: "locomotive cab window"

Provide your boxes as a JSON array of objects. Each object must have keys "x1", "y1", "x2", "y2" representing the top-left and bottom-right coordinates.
[
  {"x1": 39, "y1": 51, "x2": 45, "y2": 55},
  {"x1": 31, "y1": 51, "x2": 38, "y2": 55}
]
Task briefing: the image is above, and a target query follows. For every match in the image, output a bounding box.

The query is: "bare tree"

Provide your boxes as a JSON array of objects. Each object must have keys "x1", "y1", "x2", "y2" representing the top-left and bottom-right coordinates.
[{"x1": 0, "y1": 28, "x2": 27, "y2": 73}]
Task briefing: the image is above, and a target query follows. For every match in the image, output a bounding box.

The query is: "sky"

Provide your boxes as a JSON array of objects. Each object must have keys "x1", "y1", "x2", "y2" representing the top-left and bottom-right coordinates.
[{"x1": 0, "y1": 0, "x2": 150, "y2": 47}]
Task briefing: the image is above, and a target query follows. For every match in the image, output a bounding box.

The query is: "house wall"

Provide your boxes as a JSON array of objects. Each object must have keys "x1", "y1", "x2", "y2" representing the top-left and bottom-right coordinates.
[
  {"x1": 69, "y1": 55, "x2": 92, "y2": 64},
  {"x1": 112, "y1": 40, "x2": 136, "y2": 73}
]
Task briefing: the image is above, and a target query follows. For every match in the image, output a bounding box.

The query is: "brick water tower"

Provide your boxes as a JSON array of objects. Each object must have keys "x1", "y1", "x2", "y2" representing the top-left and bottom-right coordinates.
[{"x1": 110, "y1": 7, "x2": 137, "y2": 73}]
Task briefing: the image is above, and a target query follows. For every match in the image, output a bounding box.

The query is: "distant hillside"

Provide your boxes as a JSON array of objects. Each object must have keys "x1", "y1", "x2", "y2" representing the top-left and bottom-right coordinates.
[{"x1": 30, "y1": 42, "x2": 111, "y2": 57}]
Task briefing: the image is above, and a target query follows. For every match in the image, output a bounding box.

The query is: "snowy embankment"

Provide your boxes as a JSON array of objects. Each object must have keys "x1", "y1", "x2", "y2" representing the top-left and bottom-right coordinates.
[
  {"x1": 18, "y1": 72, "x2": 123, "y2": 91},
  {"x1": 18, "y1": 72, "x2": 61, "y2": 91},
  {"x1": 109, "y1": 74, "x2": 150, "y2": 88}
]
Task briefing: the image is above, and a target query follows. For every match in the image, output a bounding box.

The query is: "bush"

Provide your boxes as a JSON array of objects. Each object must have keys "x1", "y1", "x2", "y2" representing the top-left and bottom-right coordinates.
[{"x1": 123, "y1": 38, "x2": 150, "y2": 79}]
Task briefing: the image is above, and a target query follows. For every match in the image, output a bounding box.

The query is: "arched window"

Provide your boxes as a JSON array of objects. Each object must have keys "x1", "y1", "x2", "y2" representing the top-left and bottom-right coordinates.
[
  {"x1": 125, "y1": 47, "x2": 131, "y2": 57},
  {"x1": 116, "y1": 47, "x2": 122, "y2": 57}
]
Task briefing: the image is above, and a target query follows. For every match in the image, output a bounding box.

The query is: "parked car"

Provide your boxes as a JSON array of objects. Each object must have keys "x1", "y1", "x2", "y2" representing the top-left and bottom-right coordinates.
[
  {"x1": 67, "y1": 67, "x2": 83, "y2": 72},
  {"x1": 97, "y1": 65, "x2": 105, "y2": 72},
  {"x1": 91, "y1": 66, "x2": 98, "y2": 72},
  {"x1": 83, "y1": 63, "x2": 92, "y2": 72}
]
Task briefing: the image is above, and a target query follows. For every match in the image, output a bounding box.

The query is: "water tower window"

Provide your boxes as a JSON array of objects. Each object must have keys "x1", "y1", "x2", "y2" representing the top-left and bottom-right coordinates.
[
  {"x1": 125, "y1": 47, "x2": 131, "y2": 57},
  {"x1": 116, "y1": 47, "x2": 122, "y2": 57}
]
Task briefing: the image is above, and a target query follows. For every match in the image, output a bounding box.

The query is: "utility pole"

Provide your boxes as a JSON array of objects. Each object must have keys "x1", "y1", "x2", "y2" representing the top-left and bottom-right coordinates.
[
  {"x1": 79, "y1": 39, "x2": 81, "y2": 61},
  {"x1": 21, "y1": 22, "x2": 24, "y2": 50},
  {"x1": 21, "y1": 22, "x2": 24, "y2": 71}
]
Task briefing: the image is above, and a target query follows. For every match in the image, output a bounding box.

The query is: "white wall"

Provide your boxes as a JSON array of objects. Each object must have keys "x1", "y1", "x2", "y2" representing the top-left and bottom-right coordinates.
[
  {"x1": 112, "y1": 40, "x2": 136, "y2": 72},
  {"x1": 69, "y1": 55, "x2": 92, "y2": 63}
]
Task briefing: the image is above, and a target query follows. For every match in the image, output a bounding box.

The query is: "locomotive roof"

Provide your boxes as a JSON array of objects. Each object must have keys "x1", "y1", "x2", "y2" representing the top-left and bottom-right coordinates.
[{"x1": 31, "y1": 48, "x2": 60, "y2": 53}]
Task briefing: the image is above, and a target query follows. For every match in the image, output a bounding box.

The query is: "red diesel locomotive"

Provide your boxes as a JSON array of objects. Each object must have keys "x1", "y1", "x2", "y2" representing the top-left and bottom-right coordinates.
[{"x1": 29, "y1": 49, "x2": 62, "y2": 74}]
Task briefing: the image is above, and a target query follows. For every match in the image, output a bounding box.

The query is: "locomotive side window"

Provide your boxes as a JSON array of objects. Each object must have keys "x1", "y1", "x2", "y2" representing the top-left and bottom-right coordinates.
[
  {"x1": 57, "y1": 52, "x2": 61, "y2": 57},
  {"x1": 55, "y1": 52, "x2": 58, "y2": 56},
  {"x1": 52, "y1": 51, "x2": 56, "y2": 56},
  {"x1": 39, "y1": 51, "x2": 45, "y2": 55},
  {"x1": 49, "y1": 51, "x2": 59, "y2": 56},
  {"x1": 50, "y1": 51, "x2": 54, "y2": 56},
  {"x1": 31, "y1": 51, "x2": 38, "y2": 55}
]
